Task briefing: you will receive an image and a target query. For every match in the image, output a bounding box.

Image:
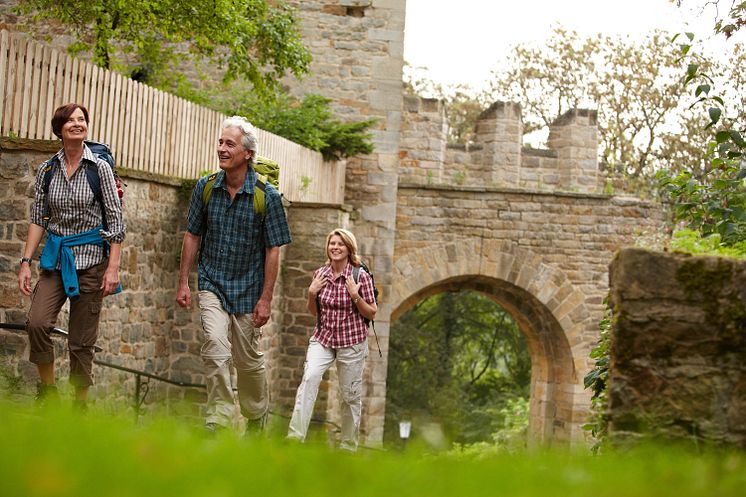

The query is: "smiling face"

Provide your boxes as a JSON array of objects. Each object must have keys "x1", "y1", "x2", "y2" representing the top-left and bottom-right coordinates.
[
  {"x1": 327, "y1": 234, "x2": 350, "y2": 264},
  {"x1": 60, "y1": 107, "x2": 88, "y2": 143},
  {"x1": 217, "y1": 126, "x2": 252, "y2": 172}
]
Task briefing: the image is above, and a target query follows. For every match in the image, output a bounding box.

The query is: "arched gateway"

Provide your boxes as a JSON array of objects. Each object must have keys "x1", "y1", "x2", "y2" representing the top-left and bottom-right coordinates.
[{"x1": 391, "y1": 241, "x2": 590, "y2": 444}]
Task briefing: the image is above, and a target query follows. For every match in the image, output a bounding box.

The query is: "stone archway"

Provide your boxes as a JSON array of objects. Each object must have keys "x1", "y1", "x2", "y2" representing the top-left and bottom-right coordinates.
[{"x1": 390, "y1": 239, "x2": 595, "y2": 444}]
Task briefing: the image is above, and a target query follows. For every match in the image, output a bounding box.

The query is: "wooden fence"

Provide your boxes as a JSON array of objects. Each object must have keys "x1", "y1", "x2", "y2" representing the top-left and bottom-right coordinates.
[{"x1": 0, "y1": 30, "x2": 345, "y2": 204}]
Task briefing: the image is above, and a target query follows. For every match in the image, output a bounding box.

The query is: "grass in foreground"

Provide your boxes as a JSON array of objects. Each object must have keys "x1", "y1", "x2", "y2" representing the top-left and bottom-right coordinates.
[{"x1": 0, "y1": 399, "x2": 744, "y2": 497}]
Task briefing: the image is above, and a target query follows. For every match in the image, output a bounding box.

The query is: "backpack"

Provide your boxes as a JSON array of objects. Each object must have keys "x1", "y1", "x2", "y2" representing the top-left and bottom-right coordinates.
[
  {"x1": 200, "y1": 156, "x2": 280, "y2": 217},
  {"x1": 41, "y1": 140, "x2": 124, "y2": 234}
]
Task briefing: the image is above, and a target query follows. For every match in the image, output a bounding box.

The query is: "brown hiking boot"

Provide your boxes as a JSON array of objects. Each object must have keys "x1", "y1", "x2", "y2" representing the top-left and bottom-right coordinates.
[{"x1": 35, "y1": 382, "x2": 59, "y2": 406}]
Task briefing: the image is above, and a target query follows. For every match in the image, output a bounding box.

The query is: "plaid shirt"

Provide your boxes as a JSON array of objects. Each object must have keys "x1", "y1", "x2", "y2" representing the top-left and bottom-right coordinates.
[
  {"x1": 30, "y1": 145, "x2": 126, "y2": 270},
  {"x1": 313, "y1": 263, "x2": 375, "y2": 348},
  {"x1": 186, "y1": 168, "x2": 291, "y2": 314}
]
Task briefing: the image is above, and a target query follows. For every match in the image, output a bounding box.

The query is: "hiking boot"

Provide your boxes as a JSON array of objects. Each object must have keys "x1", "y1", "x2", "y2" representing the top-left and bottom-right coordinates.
[
  {"x1": 204, "y1": 422, "x2": 227, "y2": 436},
  {"x1": 72, "y1": 399, "x2": 88, "y2": 413},
  {"x1": 35, "y1": 382, "x2": 59, "y2": 405},
  {"x1": 245, "y1": 414, "x2": 267, "y2": 438}
]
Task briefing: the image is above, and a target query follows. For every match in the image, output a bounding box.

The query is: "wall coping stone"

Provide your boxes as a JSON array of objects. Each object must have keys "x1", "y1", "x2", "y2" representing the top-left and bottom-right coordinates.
[{"x1": 398, "y1": 182, "x2": 650, "y2": 202}]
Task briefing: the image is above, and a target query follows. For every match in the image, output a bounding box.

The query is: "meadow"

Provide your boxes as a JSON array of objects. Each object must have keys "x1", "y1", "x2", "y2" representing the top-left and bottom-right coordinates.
[{"x1": 0, "y1": 399, "x2": 744, "y2": 497}]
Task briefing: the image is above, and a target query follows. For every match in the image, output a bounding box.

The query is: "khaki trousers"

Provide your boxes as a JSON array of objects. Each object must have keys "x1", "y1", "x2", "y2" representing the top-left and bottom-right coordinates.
[
  {"x1": 199, "y1": 291, "x2": 267, "y2": 427},
  {"x1": 287, "y1": 337, "x2": 368, "y2": 451},
  {"x1": 26, "y1": 262, "x2": 106, "y2": 388}
]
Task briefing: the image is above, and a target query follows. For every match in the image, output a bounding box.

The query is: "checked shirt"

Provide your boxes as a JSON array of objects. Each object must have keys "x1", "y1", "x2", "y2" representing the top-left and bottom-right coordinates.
[
  {"x1": 30, "y1": 145, "x2": 126, "y2": 270},
  {"x1": 313, "y1": 263, "x2": 375, "y2": 348},
  {"x1": 186, "y1": 168, "x2": 291, "y2": 314}
]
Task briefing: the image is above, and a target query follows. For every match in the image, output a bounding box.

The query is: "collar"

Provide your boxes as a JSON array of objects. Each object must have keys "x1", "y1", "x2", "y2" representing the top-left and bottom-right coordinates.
[
  {"x1": 55, "y1": 144, "x2": 98, "y2": 168},
  {"x1": 320, "y1": 262, "x2": 353, "y2": 280},
  {"x1": 213, "y1": 167, "x2": 256, "y2": 196}
]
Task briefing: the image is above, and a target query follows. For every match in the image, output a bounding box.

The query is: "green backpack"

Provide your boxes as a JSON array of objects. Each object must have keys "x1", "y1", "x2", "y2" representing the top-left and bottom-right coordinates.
[{"x1": 200, "y1": 156, "x2": 280, "y2": 216}]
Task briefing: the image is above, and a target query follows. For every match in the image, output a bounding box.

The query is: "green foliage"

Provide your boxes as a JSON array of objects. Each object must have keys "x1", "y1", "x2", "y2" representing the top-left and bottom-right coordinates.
[
  {"x1": 583, "y1": 297, "x2": 612, "y2": 452},
  {"x1": 669, "y1": 229, "x2": 746, "y2": 258},
  {"x1": 0, "y1": 360, "x2": 22, "y2": 396},
  {"x1": 231, "y1": 93, "x2": 376, "y2": 161},
  {"x1": 16, "y1": 0, "x2": 311, "y2": 99},
  {"x1": 385, "y1": 291, "x2": 531, "y2": 449},
  {"x1": 2, "y1": 400, "x2": 746, "y2": 496},
  {"x1": 657, "y1": 33, "x2": 746, "y2": 246}
]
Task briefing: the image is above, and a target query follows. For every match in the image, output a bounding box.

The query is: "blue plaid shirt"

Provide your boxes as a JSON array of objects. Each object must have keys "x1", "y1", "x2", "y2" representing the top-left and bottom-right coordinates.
[{"x1": 186, "y1": 168, "x2": 291, "y2": 314}]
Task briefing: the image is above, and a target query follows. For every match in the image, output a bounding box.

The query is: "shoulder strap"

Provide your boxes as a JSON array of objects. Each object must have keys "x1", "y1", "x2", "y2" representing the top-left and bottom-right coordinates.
[
  {"x1": 201, "y1": 172, "x2": 219, "y2": 207},
  {"x1": 201, "y1": 171, "x2": 267, "y2": 218},
  {"x1": 352, "y1": 265, "x2": 361, "y2": 284},
  {"x1": 254, "y1": 174, "x2": 267, "y2": 217}
]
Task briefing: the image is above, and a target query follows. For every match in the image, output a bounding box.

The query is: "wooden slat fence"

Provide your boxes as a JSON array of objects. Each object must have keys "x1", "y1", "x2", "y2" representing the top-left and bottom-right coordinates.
[{"x1": 0, "y1": 30, "x2": 345, "y2": 204}]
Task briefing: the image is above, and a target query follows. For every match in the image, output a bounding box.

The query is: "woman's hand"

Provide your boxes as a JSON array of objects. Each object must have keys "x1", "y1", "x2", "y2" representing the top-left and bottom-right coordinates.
[
  {"x1": 309, "y1": 273, "x2": 328, "y2": 296},
  {"x1": 18, "y1": 264, "x2": 32, "y2": 296},
  {"x1": 101, "y1": 266, "x2": 120, "y2": 297},
  {"x1": 345, "y1": 276, "x2": 361, "y2": 302}
]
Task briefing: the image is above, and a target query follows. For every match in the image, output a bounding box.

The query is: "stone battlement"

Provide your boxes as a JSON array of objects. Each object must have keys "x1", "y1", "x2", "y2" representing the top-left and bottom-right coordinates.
[{"x1": 400, "y1": 93, "x2": 600, "y2": 193}]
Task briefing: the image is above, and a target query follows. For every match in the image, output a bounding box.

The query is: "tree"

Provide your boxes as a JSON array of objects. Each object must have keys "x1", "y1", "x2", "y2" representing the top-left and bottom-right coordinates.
[
  {"x1": 657, "y1": 30, "x2": 746, "y2": 245},
  {"x1": 487, "y1": 27, "x2": 599, "y2": 136},
  {"x1": 16, "y1": 0, "x2": 311, "y2": 98},
  {"x1": 384, "y1": 291, "x2": 531, "y2": 448},
  {"x1": 226, "y1": 92, "x2": 376, "y2": 161},
  {"x1": 485, "y1": 27, "x2": 723, "y2": 195}
]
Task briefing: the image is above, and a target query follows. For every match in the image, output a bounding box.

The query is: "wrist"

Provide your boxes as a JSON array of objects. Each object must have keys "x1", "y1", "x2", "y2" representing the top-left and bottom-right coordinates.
[
  {"x1": 352, "y1": 295, "x2": 361, "y2": 304},
  {"x1": 20, "y1": 257, "x2": 33, "y2": 267}
]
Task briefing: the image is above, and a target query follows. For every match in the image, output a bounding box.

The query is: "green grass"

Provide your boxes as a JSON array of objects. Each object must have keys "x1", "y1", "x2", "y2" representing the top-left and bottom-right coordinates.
[{"x1": 0, "y1": 399, "x2": 744, "y2": 497}]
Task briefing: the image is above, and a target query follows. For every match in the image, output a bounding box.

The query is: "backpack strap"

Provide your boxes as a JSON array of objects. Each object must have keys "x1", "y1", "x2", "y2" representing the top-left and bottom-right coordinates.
[
  {"x1": 201, "y1": 172, "x2": 267, "y2": 217},
  {"x1": 353, "y1": 263, "x2": 382, "y2": 358},
  {"x1": 41, "y1": 160, "x2": 56, "y2": 227}
]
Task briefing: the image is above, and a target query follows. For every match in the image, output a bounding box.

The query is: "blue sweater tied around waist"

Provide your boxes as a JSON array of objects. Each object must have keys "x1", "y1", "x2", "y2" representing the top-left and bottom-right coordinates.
[{"x1": 40, "y1": 226, "x2": 121, "y2": 298}]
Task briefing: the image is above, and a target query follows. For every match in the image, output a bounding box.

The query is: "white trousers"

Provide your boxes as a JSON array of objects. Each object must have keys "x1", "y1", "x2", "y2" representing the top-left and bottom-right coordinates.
[
  {"x1": 199, "y1": 291, "x2": 267, "y2": 427},
  {"x1": 287, "y1": 337, "x2": 368, "y2": 451}
]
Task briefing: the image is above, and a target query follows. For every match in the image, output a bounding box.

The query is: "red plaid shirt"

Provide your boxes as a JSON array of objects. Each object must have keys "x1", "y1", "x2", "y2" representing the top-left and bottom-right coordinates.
[{"x1": 313, "y1": 263, "x2": 375, "y2": 348}]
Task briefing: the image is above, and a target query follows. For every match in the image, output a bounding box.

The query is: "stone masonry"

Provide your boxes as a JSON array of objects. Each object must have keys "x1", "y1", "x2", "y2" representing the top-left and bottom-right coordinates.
[{"x1": 608, "y1": 248, "x2": 746, "y2": 448}]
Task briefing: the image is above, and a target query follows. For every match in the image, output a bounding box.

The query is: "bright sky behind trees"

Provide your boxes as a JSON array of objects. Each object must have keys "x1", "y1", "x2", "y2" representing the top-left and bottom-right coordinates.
[{"x1": 403, "y1": 0, "x2": 729, "y2": 92}]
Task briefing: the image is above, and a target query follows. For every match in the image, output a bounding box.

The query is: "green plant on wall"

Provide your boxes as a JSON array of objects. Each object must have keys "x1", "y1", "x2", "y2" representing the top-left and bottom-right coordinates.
[
  {"x1": 583, "y1": 297, "x2": 612, "y2": 453},
  {"x1": 453, "y1": 171, "x2": 466, "y2": 185},
  {"x1": 300, "y1": 175, "x2": 312, "y2": 194}
]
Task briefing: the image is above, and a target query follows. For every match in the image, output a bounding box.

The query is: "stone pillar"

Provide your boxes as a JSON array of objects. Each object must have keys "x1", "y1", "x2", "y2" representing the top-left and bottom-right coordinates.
[
  {"x1": 284, "y1": 0, "x2": 406, "y2": 446},
  {"x1": 473, "y1": 101, "x2": 523, "y2": 187},
  {"x1": 399, "y1": 93, "x2": 447, "y2": 185},
  {"x1": 609, "y1": 248, "x2": 746, "y2": 448},
  {"x1": 546, "y1": 109, "x2": 599, "y2": 193}
]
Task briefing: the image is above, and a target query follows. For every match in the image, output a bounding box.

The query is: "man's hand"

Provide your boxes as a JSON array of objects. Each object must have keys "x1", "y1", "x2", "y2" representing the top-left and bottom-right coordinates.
[
  {"x1": 252, "y1": 298, "x2": 271, "y2": 327},
  {"x1": 176, "y1": 283, "x2": 192, "y2": 309},
  {"x1": 18, "y1": 264, "x2": 32, "y2": 296}
]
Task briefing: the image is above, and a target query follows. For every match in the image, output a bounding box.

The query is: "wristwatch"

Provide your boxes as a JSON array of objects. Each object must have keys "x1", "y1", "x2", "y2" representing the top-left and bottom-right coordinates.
[
  {"x1": 20, "y1": 257, "x2": 33, "y2": 266},
  {"x1": 352, "y1": 296, "x2": 361, "y2": 304}
]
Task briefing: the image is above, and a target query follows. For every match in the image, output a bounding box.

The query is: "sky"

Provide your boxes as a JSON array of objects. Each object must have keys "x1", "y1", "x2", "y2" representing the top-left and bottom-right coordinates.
[{"x1": 403, "y1": 0, "x2": 725, "y2": 92}]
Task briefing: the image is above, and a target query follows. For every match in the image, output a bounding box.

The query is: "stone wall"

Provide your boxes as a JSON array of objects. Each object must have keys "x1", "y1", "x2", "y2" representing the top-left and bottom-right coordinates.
[
  {"x1": 608, "y1": 248, "x2": 746, "y2": 448},
  {"x1": 0, "y1": 138, "x2": 191, "y2": 408}
]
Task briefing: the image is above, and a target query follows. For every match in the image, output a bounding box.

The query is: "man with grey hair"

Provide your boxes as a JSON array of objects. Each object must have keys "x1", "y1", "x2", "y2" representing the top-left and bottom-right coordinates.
[{"x1": 177, "y1": 116, "x2": 291, "y2": 434}]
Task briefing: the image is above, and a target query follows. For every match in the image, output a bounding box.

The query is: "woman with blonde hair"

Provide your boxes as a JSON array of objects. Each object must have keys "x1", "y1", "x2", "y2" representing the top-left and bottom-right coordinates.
[{"x1": 287, "y1": 228, "x2": 377, "y2": 450}]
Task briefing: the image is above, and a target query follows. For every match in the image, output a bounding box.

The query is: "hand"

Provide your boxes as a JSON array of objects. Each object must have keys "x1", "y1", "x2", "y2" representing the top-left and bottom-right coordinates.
[
  {"x1": 176, "y1": 283, "x2": 191, "y2": 309},
  {"x1": 252, "y1": 298, "x2": 271, "y2": 327},
  {"x1": 18, "y1": 264, "x2": 32, "y2": 296},
  {"x1": 308, "y1": 273, "x2": 329, "y2": 296},
  {"x1": 345, "y1": 276, "x2": 361, "y2": 302},
  {"x1": 101, "y1": 266, "x2": 120, "y2": 297}
]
